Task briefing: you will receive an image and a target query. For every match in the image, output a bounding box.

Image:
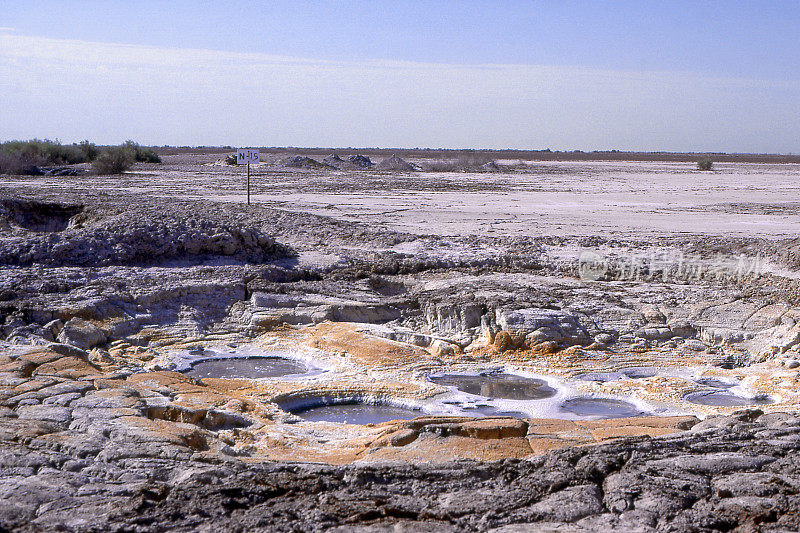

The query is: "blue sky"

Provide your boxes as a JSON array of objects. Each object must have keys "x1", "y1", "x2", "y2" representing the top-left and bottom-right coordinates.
[{"x1": 1, "y1": 1, "x2": 799, "y2": 152}]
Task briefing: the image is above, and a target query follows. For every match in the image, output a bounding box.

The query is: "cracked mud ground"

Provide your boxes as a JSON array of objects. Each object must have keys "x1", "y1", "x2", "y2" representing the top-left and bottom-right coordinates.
[{"x1": 3, "y1": 155, "x2": 800, "y2": 531}]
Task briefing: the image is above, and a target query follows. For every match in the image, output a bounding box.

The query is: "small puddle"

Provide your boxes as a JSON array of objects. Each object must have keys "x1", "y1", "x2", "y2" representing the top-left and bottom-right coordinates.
[
  {"x1": 623, "y1": 367, "x2": 659, "y2": 379},
  {"x1": 559, "y1": 397, "x2": 643, "y2": 418},
  {"x1": 694, "y1": 377, "x2": 737, "y2": 389},
  {"x1": 574, "y1": 367, "x2": 660, "y2": 382},
  {"x1": 684, "y1": 390, "x2": 773, "y2": 407},
  {"x1": 428, "y1": 372, "x2": 557, "y2": 400},
  {"x1": 291, "y1": 403, "x2": 420, "y2": 424},
  {"x1": 186, "y1": 357, "x2": 308, "y2": 379}
]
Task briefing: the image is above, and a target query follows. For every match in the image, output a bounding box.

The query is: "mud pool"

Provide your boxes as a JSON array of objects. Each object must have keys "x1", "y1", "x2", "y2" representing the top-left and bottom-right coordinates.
[
  {"x1": 574, "y1": 367, "x2": 660, "y2": 382},
  {"x1": 684, "y1": 390, "x2": 774, "y2": 407},
  {"x1": 427, "y1": 372, "x2": 557, "y2": 400},
  {"x1": 559, "y1": 397, "x2": 644, "y2": 418},
  {"x1": 291, "y1": 402, "x2": 421, "y2": 424},
  {"x1": 186, "y1": 356, "x2": 308, "y2": 379}
]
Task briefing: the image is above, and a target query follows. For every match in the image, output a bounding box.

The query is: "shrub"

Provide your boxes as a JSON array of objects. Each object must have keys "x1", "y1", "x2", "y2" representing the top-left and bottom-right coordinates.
[
  {"x1": 92, "y1": 145, "x2": 135, "y2": 174},
  {"x1": 0, "y1": 139, "x2": 100, "y2": 173},
  {"x1": 0, "y1": 150, "x2": 46, "y2": 175},
  {"x1": 0, "y1": 139, "x2": 162, "y2": 175},
  {"x1": 123, "y1": 140, "x2": 162, "y2": 163},
  {"x1": 697, "y1": 159, "x2": 713, "y2": 171},
  {"x1": 78, "y1": 140, "x2": 99, "y2": 161}
]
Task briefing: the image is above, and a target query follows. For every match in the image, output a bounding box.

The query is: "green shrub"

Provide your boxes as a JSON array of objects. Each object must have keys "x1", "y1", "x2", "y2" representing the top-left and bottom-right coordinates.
[
  {"x1": 78, "y1": 140, "x2": 99, "y2": 161},
  {"x1": 0, "y1": 139, "x2": 160, "y2": 175},
  {"x1": 123, "y1": 140, "x2": 162, "y2": 163},
  {"x1": 92, "y1": 145, "x2": 135, "y2": 174},
  {"x1": 697, "y1": 160, "x2": 713, "y2": 171},
  {"x1": 0, "y1": 139, "x2": 99, "y2": 171}
]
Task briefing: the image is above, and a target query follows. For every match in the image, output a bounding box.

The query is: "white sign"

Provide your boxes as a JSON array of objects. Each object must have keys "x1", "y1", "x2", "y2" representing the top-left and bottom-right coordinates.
[{"x1": 237, "y1": 148, "x2": 260, "y2": 164}]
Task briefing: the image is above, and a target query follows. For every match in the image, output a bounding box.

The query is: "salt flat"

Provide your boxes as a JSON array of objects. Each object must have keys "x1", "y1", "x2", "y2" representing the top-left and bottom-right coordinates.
[
  {"x1": 262, "y1": 161, "x2": 800, "y2": 237},
  {"x1": 8, "y1": 158, "x2": 799, "y2": 238}
]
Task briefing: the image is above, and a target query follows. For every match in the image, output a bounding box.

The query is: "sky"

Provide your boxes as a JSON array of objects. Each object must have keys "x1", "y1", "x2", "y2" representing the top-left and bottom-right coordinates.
[{"x1": 1, "y1": 1, "x2": 799, "y2": 152}]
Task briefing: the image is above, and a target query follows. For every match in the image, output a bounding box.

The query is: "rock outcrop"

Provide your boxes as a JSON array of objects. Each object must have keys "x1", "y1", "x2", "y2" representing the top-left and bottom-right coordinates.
[
  {"x1": 56, "y1": 318, "x2": 106, "y2": 350},
  {"x1": 2, "y1": 396, "x2": 800, "y2": 532},
  {"x1": 0, "y1": 198, "x2": 294, "y2": 266}
]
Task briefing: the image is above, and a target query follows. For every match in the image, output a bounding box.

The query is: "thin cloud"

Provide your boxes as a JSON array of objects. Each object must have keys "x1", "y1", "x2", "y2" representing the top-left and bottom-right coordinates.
[{"x1": 0, "y1": 34, "x2": 798, "y2": 152}]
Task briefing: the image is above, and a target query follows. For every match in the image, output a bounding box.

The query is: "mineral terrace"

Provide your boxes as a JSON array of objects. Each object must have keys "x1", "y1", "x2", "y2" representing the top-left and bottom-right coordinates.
[{"x1": 3, "y1": 152, "x2": 800, "y2": 531}]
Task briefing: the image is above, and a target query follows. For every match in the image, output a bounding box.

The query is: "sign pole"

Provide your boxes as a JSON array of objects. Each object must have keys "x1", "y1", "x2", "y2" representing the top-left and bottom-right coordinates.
[{"x1": 237, "y1": 148, "x2": 259, "y2": 206}]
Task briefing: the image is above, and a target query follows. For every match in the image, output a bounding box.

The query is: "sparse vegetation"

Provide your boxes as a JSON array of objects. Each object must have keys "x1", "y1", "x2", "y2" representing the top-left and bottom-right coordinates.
[
  {"x1": 0, "y1": 151, "x2": 41, "y2": 175},
  {"x1": 78, "y1": 140, "x2": 99, "y2": 161},
  {"x1": 123, "y1": 140, "x2": 162, "y2": 163},
  {"x1": 0, "y1": 139, "x2": 162, "y2": 175},
  {"x1": 697, "y1": 159, "x2": 714, "y2": 171},
  {"x1": 0, "y1": 139, "x2": 99, "y2": 174},
  {"x1": 92, "y1": 145, "x2": 136, "y2": 175}
]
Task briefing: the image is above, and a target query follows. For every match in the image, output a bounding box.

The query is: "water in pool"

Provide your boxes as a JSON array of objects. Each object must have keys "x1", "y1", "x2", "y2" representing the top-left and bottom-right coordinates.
[
  {"x1": 560, "y1": 397, "x2": 643, "y2": 418},
  {"x1": 292, "y1": 403, "x2": 420, "y2": 424},
  {"x1": 684, "y1": 390, "x2": 773, "y2": 407},
  {"x1": 694, "y1": 377, "x2": 737, "y2": 389},
  {"x1": 428, "y1": 372, "x2": 556, "y2": 400},
  {"x1": 575, "y1": 367, "x2": 660, "y2": 382},
  {"x1": 186, "y1": 357, "x2": 307, "y2": 379}
]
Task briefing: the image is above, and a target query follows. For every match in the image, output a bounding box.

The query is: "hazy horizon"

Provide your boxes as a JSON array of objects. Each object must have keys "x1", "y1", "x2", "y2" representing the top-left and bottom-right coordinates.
[{"x1": 2, "y1": 2, "x2": 799, "y2": 153}]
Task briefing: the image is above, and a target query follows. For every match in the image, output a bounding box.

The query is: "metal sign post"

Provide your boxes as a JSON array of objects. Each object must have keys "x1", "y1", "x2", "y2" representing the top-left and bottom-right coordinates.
[{"x1": 236, "y1": 148, "x2": 260, "y2": 205}]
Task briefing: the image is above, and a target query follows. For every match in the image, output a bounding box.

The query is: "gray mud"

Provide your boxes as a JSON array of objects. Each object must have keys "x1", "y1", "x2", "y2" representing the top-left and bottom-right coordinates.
[
  {"x1": 560, "y1": 397, "x2": 644, "y2": 418},
  {"x1": 185, "y1": 356, "x2": 307, "y2": 379},
  {"x1": 292, "y1": 402, "x2": 421, "y2": 424},
  {"x1": 428, "y1": 372, "x2": 557, "y2": 400}
]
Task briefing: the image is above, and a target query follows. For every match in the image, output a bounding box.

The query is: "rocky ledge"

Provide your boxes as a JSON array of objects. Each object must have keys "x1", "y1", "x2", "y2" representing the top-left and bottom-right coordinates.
[{"x1": 2, "y1": 397, "x2": 799, "y2": 532}]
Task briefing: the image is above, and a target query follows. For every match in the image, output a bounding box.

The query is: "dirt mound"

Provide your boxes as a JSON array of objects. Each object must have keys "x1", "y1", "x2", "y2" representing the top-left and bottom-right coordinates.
[
  {"x1": 347, "y1": 155, "x2": 374, "y2": 168},
  {"x1": 282, "y1": 156, "x2": 335, "y2": 170},
  {"x1": 210, "y1": 154, "x2": 238, "y2": 166},
  {"x1": 376, "y1": 154, "x2": 418, "y2": 171},
  {"x1": 420, "y1": 156, "x2": 502, "y2": 172},
  {"x1": 322, "y1": 154, "x2": 344, "y2": 166},
  {"x1": 322, "y1": 154, "x2": 354, "y2": 170},
  {"x1": 0, "y1": 200, "x2": 295, "y2": 266},
  {"x1": 321, "y1": 154, "x2": 375, "y2": 170},
  {"x1": 480, "y1": 160, "x2": 502, "y2": 171}
]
